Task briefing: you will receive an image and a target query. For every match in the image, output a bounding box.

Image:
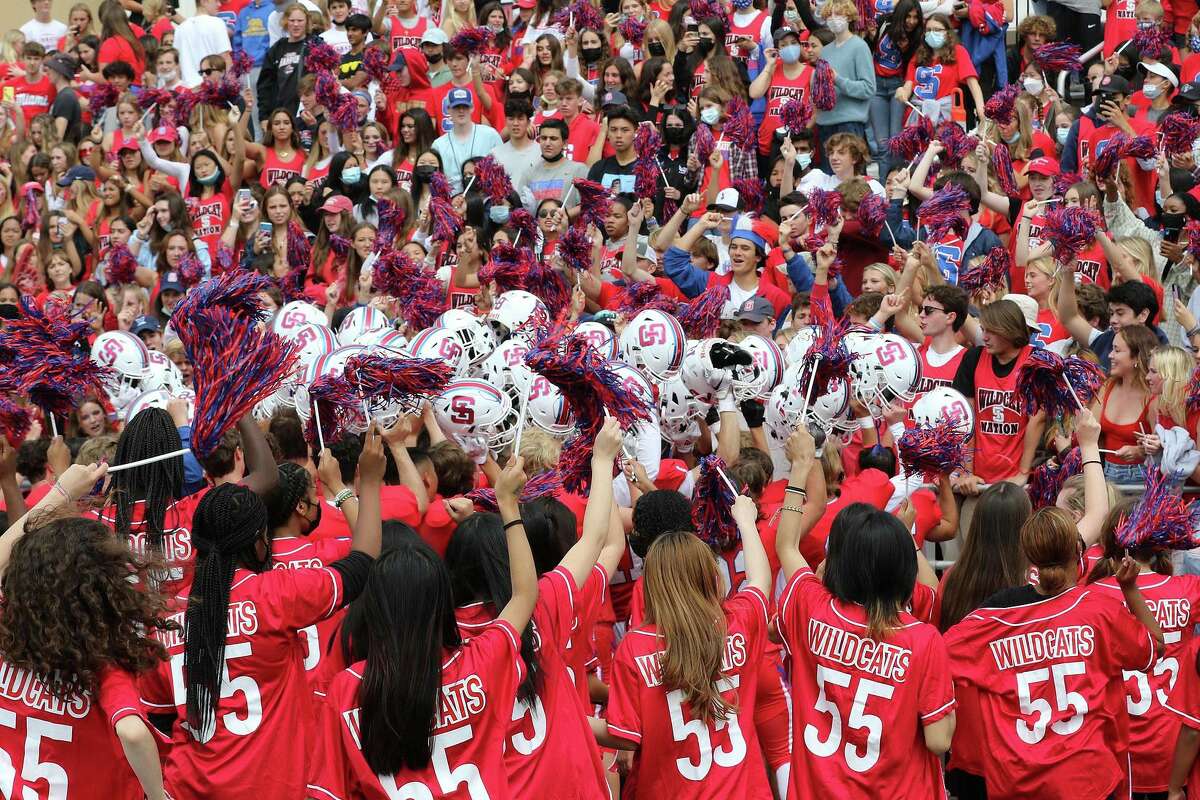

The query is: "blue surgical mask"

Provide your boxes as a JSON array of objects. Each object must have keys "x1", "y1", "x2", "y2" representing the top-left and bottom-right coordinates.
[
  {"x1": 341, "y1": 167, "x2": 362, "y2": 184},
  {"x1": 780, "y1": 44, "x2": 802, "y2": 64},
  {"x1": 1191, "y1": 34, "x2": 1200, "y2": 51},
  {"x1": 925, "y1": 31, "x2": 945, "y2": 49},
  {"x1": 1055, "y1": 127, "x2": 1069, "y2": 146},
  {"x1": 700, "y1": 106, "x2": 720, "y2": 125},
  {"x1": 733, "y1": 0, "x2": 752, "y2": 8},
  {"x1": 196, "y1": 171, "x2": 220, "y2": 186},
  {"x1": 489, "y1": 205, "x2": 511, "y2": 224},
  {"x1": 1004, "y1": 129, "x2": 1020, "y2": 144},
  {"x1": 796, "y1": 152, "x2": 812, "y2": 170}
]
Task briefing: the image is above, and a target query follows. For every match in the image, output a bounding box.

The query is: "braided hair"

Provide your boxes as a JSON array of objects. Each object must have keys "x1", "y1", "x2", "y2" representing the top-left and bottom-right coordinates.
[
  {"x1": 183, "y1": 483, "x2": 269, "y2": 737},
  {"x1": 110, "y1": 408, "x2": 184, "y2": 557},
  {"x1": 263, "y1": 462, "x2": 311, "y2": 531},
  {"x1": 445, "y1": 513, "x2": 542, "y2": 704}
]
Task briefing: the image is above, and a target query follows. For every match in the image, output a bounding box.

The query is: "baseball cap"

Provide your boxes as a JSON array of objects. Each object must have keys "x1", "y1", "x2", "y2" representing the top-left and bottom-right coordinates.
[
  {"x1": 44, "y1": 56, "x2": 75, "y2": 79},
  {"x1": 388, "y1": 51, "x2": 408, "y2": 72},
  {"x1": 708, "y1": 188, "x2": 740, "y2": 212},
  {"x1": 1004, "y1": 293, "x2": 1041, "y2": 332},
  {"x1": 1027, "y1": 156, "x2": 1060, "y2": 176},
  {"x1": 773, "y1": 26, "x2": 800, "y2": 44},
  {"x1": 148, "y1": 125, "x2": 178, "y2": 144},
  {"x1": 635, "y1": 235, "x2": 657, "y2": 265},
  {"x1": 116, "y1": 139, "x2": 140, "y2": 152},
  {"x1": 1138, "y1": 60, "x2": 1179, "y2": 88},
  {"x1": 131, "y1": 315, "x2": 161, "y2": 336},
  {"x1": 320, "y1": 195, "x2": 354, "y2": 214},
  {"x1": 1179, "y1": 81, "x2": 1200, "y2": 101},
  {"x1": 421, "y1": 28, "x2": 450, "y2": 45},
  {"x1": 1096, "y1": 74, "x2": 1131, "y2": 96},
  {"x1": 160, "y1": 272, "x2": 186, "y2": 294},
  {"x1": 734, "y1": 295, "x2": 775, "y2": 323},
  {"x1": 345, "y1": 13, "x2": 372, "y2": 30},
  {"x1": 447, "y1": 87, "x2": 474, "y2": 107},
  {"x1": 600, "y1": 90, "x2": 628, "y2": 109},
  {"x1": 516, "y1": 0, "x2": 536, "y2": 8},
  {"x1": 56, "y1": 165, "x2": 95, "y2": 187}
]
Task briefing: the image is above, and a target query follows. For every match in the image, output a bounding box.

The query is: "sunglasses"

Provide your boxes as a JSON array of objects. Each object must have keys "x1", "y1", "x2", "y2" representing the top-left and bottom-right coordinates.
[
  {"x1": 537, "y1": 208, "x2": 559, "y2": 218},
  {"x1": 919, "y1": 305, "x2": 945, "y2": 316},
  {"x1": 200, "y1": 67, "x2": 223, "y2": 76}
]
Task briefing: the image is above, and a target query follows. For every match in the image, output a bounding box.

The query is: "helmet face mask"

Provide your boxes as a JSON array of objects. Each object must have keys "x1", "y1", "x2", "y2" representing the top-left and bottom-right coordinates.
[
  {"x1": 732, "y1": 335, "x2": 784, "y2": 402},
  {"x1": 337, "y1": 306, "x2": 390, "y2": 346},
  {"x1": 92, "y1": 331, "x2": 154, "y2": 414},
  {"x1": 487, "y1": 291, "x2": 550, "y2": 345}
]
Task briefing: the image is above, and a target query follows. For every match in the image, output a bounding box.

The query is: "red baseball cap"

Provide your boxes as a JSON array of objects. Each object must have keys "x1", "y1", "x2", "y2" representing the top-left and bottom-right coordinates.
[
  {"x1": 1027, "y1": 157, "x2": 1060, "y2": 176},
  {"x1": 147, "y1": 125, "x2": 178, "y2": 144},
  {"x1": 320, "y1": 195, "x2": 353, "y2": 214}
]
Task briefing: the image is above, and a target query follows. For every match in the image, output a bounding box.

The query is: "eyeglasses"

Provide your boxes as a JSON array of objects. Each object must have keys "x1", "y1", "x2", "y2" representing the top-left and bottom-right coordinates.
[
  {"x1": 919, "y1": 305, "x2": 945, "y2": 316},
  {"x1": 199, "y1": 67, "x2": 223, "y2": 76},
  {"x1": 537, "y1": 208, "x2": 559, "y2": 218}
]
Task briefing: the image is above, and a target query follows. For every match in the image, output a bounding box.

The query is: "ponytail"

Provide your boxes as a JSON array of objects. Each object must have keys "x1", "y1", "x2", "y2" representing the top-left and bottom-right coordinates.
[{"x1": 1021, "y1": 508, "x2": 1082, "y2": 596}]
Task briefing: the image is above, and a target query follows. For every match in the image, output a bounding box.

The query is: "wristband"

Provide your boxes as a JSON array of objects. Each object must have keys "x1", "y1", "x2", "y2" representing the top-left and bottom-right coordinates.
[
  {"x1": 332, "y1": 488, "x2": 356, "y2": 508},
  {"x1": 1081, "y1": 459, "x2": 1101, "y2": 467},
  {"x1": 503, "y1": 518, "x2": 524, "y2": 531},
  {"x1": 782, "y1": 505, "x2": 804, "y2": 515},
  {"x1": 856, "y1": 416, "x2": 874, "y2": 430},
  {"x1": 52, "y1": 482, "x2": 72, "y2": 502},
  {"x1": 1187, "y1": 325, "x2": 1200, "y2": 339}
]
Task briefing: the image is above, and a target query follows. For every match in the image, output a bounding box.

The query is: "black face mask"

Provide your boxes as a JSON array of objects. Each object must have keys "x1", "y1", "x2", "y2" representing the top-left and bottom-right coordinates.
[
  {"x1": 508, "y1": 89, "x2": 532, "y2": 103},
  {"x1": 663, "y1": 126, "x2": 687, "y2": 145},
  {"x1": 413, "y1": 165, "x2": 436, "y2": 181},
  {"x1": 696, "y1": 38, "x2": 714, "y2": 55},
  {"x1": 581, "y1": 46, "x2": 603, "y2": 63},
  {"x1": 1161, "y1": 212, "x2": 1186, "y2": 231},
  {"x1": 648, "y1": 41, "x2": 666, "y2": 57},
  {"x1": 425, "y1": 50, "x2": 443, "y2": 63},
  {"x1": 300, "y1": 499, "x2": 322, "y2": 536},
  {"x1": 0, "y1": 303, "x2": 17, "y2": 320},
  {"x1": 543, "y1": 149, "x2": 564, "y2": 162}
]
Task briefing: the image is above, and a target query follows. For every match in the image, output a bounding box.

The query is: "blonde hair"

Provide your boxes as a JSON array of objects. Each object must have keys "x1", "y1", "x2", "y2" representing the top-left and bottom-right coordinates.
[
  {"x1": 1058, "y1": 474, "x2": 1120, "y2": 519},
  {"x1": 645, "y1": 19, "x2": 676, "y2": 61},
  {"x1": 642, "y1": 532, "x2": 735, "y2": 723},
  {"x1": 862, "y1": 262, "x2": 898, "y2": 293},
  {"x1": 1024, "y1": 256, "x2": 1062, "y2": 308},
  {"x1": 1151, "y1": 345, "x2": 1192, "y2": 424},
  {"x1": 1116, "y1": 236, "x2": 1160, "y2": 282},
  {"x1": 1135, "y1": 0, "x2": 1164, "y2": 16},
  {"x1": 76, "y1": 434, "x2": 118, "y2": 465},
  {"x1": 819, "y1": 0, "x2": 861, "y2": 27},
  {"x1": 0, "y1": 31, "x2": 25, "y2": 65},
  {"x1": 440, "y1": 0, "x2": 478, "y2": 37},
  {"x1": 519, "y1": 429, "x2": 562, "y2": 475},
  {"x1": 142, "y1": 0, "x2": 168, "y2": 21}
]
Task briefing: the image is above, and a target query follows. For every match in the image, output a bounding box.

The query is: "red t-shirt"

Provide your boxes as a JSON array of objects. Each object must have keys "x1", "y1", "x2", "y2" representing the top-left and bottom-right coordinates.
[
  {"x1": 308, "y1": 620, "x2": 524, "y2": 799},
  {"x1": 1033, "y1": 307, "x2": 1069, "y2": 350},
  {"x1": 4, "y1": 73, "x2": 55, "y2": 126},
  {"x1": 564, "y1": 113, "x2": 600, "y2": 164},
  {"x1": 906, "y1": 47, "x2": 977, "y2": 102},
  {"x1": 800, "y1": 469, "x2": 895, "y2": 567},
  {"x1": 944, "y1": 585, "x2": 1156, "y2": 800},
  {"x1": 1092, "y1": 572, "x2": 1200, "y2": 793},
  {"x1": 607, "y1": 588, "x2": 773, "y2": 799},
  {"x1": 455, "y1": 568, "x2": 608, "y2": 800},
  {"x1": 92, "y1": 492, "x2": 205, "y2": 595},
  {"x1": 140, "y1": 566, "x2": 346, "y2": 800},
  {"x1": 98, "y1": 36, "x2": 146, "y2": 78},
  {"x1": 270, "y1": 534, "x2": 352, "y2": 677},
  {"x1": 1164, "y1": 638, "x2": 1200, "y2": 800},
  {"x1": 0, "y1": 662, "x2": 148, "y2": 800},
  {"x1": 419, "y1": 493, "x2": 457, "y2": 556},
  {"x1": 971, "y1": 345, "x2": 1032, "y2": 484},
  {"x1": 778, "y1": 569, "x2": 955, "y2": 799}
]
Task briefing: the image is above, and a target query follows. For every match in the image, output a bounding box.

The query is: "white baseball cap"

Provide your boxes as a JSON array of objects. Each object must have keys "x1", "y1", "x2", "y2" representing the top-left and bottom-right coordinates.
[
  {"x1": 1004, "y1": 293, "x2": 1041, "y2": 332},
  {"x1": 708, "y1": 188, "x2": 740, "y2": 212}
]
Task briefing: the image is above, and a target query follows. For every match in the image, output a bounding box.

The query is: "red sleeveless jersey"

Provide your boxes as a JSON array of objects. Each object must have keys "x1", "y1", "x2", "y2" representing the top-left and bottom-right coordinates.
[
  {"x1": 914, "y1": 341, "x2": 965, "y2": 398},
  {"x1": 387, "y1": 15, "x2": 427, "y2": 51},
  {"x1": 260, "y1": 147, "x2": 305, "y2": 189},
  {"x1": 758, "y1": 66, "x2": 812, "y2": 156},
  {"x1": 972, "y1": 346, "x2": 1032, "y2": 483}
]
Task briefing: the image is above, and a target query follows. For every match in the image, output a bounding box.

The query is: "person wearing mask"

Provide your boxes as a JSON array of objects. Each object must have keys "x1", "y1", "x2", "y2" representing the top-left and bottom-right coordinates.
[
  {"x1": 1131, "y1": 60, "x2": 1179, "y2": 123},
  {"x1": 175, "y1": 0, "x2": 233, "y2": 87},
  {"x1": 420, "y1": 28, "x2": 452, "y2": 87},
  {"x1": 257, "y1": 3, "x2": 310, "y2": 133},
  {"x1": 431, "y1": 88, "x2": 503, "y2": 194},
  {"x1": 812, "y1": 0, "x2": 876, "y2": 164},
  {"x1": 517, "y1": 118, "x2": 588, "y2": 210},
  {"x1": 749, "y1": 27, "x2": 814, "y2": 159}
]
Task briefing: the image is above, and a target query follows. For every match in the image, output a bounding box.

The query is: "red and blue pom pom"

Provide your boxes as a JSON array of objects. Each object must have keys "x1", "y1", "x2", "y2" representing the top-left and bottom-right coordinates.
[
  {"x1": 1124, "y1": 135, "x2": 1157, "y2": 160},
  {"x1": 572, "y1": 178, "x2": 612, "y2": 233},
  {"x1": 552, "y1": 0, "x2": 606, "y2": 32},
  {"x1": 1185, "y1": 220, "x2": 1200, "y2": 264},
  {"x1": 779, "y1": 97, "x2": 814, "y2": 136},
  {"x1": 557, "y1": 226, "x2": 595, "y2": 273},
  {"x1": 619, "y1": 15, "x2": 647, "y2": 45},
  {"x1": 370, "y1": 248, "x2": 445, "y2": 330},
  {"x1": 1017, "y1": 347, "x2": 1104, "y2": 418},
  {"x1": 693, "y1": 122, "x2": 716, "y2": 167},
  {"x1": 898, "y1": 424, "x2": 970, "y2": 480},
  {"x1": 616, "y1": 280, "x2": 676, "y2": 317},
  {"x1": 731, "y1": 178, "x2": 764, "y2": 216},
  {"x1": 992, "y1": 142, "x2": 1019, "y2": 197},
  {"x1": 688, "y1": 0, "x2": 729, "y2": 25},
  {"x1": 103, "y1": 243, "x2": 139, "y2": 287},
  {"x1": 856, "y1": 191, "x2": 888, "y2": 237},
  {"x1": 1027, "y1": 447, "x2": 1083, "y2": 509},
  {"x1": 229, "y1": 49, "x2": 254, "y2": 80},
  {"x1": 1160, "y1": 112, "x2": 1200, "y2": 156},
  {"x1": 508, "y1": 207, "x2": 538, "y2": 247},
  {"x1": 82, "y1": 83, "x2": 121, "y2": 117},
  {"x1": 633, "y1": 123, "x2": 664, "y2": 198},
  {"x1": 178, "y1": 252, "x2": 206, "y2": 288},
  {"x1": 305, "y1": 41, "x2": 343, "y2": 73},
  {"x1": 807, "y1": 188, "x2": 843, "y2": 231},
  {"x1": 467, "y1": 470, "x2": 565, "y2": 511},
  {"x1": 1116, "y1": 466, "x2": 1200, "y2": 550},
  {"x1": 957, "y1": 247, "x2": 1012, "y2": 294},
  {"x1": 888, "y1": 116, "x2": 935, "y2": 161},
  {"x1": 1033, "y1": 42, "x2": 1082, "y2": 72},
  {"x1": 304, "y1": 372, "x2": 366, "y2": 446},
  {"x1": 430, "y1": 172, "x2": 453, "y2": 201},
  {"x1": 1133, "y1": 23, "x2": 1174, "y2": 60},
  {"x1": 919, "y1": 183, "x2": 969, "y2": 242},
  {"x1": 343, "y1": 353, "x2": 453, "y2": 413},
  {"x1": 723, "y1": 96, "x2": 757, "y2": 153},
  {"x1": 374, "y1": 197, "x2": 406, "y2": 248},
  {"x1": 429, "y1": 196, "x2": 464, "y2": 244},
  {"x1": 1053, "y1": 171, "x2": 1083, "y2": 197},
  {"x1": 1041, "y1": 205, "x2": 1101, "y2": 265},
  {"x1": 449, "y1": 25, "x2": 494, "y2": 55},
  {"x1": 692, "y1": 454, "x2": 739, "y2": 551},
  {"x1": 935, "y1": 121, "x2": 978, "y2": 170},
  {"x1": 473, "y1": 155, "x2": 513, "y2": 203},
  {"x1": 812, "y1": 60, "x2": 836, "y2": 111},
  {"x1": 676, "y1": 282, "x2": 729, "y2": 339},
  {"x1": 984, "y1": 83, "x2": 1021, "y2": 126},
  {"x1": 796, "y1": 315, "x2": 857, "y2": 402},
  {"x1": 480, "y1": 242, "x2": 535, "y2": 293},
  {"x1": 171, "y1": 270, "x2": 271, "y2": 340},
  {"x1": 0, "y1": 396, "x2": 31, "y2": 447}
]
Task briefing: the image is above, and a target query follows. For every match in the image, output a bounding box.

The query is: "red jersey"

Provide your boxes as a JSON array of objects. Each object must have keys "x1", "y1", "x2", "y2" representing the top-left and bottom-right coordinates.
[
  {"x1": 607, "y1": 588, "x2": 772, "y2": 799},
  {"x1": 192, "y1": 183, "x2": 233, "y2": 263},
  {"x1": 569, "y1": 565, "x2": 609, "y2": 707},
  {"x1": 270, "y1": 535, "x2": 352, "y2": 676},
  {"x1": 914, "y1": 340, "x2": 965, "y2": 399},
  {"x1": 565, "y1": 113, "x2": 600, "y2": 164},
  {"x1": 1092, "y1": 572, "x2": 1200, "y2": 792},
  {"x1": 4, "y1": 73, "x2": 54, "y2": 126},
  {"x1": 140, "y1": 566, "x2": 346, "y2": 800},
  {"x1": 0, "y1": 662, "x2": 148, "y2": 800},
  {"x1": 1164, "y1": 639, "x2": 1200, "y2": 800},
  {"x1": 387, "y1": 15, "x2": 428, "y2": 51},
  {"x1": 92, "y1": 493, "x2": 205, "y2": 595},
  {"x1": 455, "y1": 568, "x2": 608, "y2": 800},
  {"x1": 906, "y1": 47, "x2": 977, "y2": 103},
  {"x1": 800, "y1": 469, "x2": 895, "y2": 567},
  {"x1": 757, "y1": 66, "x2": 812, "y2": 156},
  {"x1": 1104, "y1": 0, "x2": 1138, "y2": 55},
  {"x1": 1086, "y1": 118, "x2": 1158, "y2": 213},
  {"x1": 971, "y1": 345, "x2": 1032, "y2": 483},
  {"x1": 1073, "y1": 240, "x2": 1110, "y2": 288},
  {"x1": 260, "y1": 147, "x2": 306, "y2": 188},
  {"x1": 944, "y1": 585, "x2": 1156, "y2": 800},
  {"x1": 307, "y1": 620, "x2": 525, "y2": 800},
  {"x1": 778, "y1": 570, "x2": 954, "y2": 800}
]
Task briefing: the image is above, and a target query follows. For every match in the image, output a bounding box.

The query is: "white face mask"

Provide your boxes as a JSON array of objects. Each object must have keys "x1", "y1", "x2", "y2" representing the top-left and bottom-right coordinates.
[
  {"x1": 826, "y1": 15, "x2": 848, "y2": 34},
  {"x1": 796, "y1": 152, "x2": 812, "y2": 170},
  {"x1": 700, "y1": 106, "x2": 720, "y2": 125},
  {"x1": 1022, "y1": 77, "x2": 1043, "y2": 96},
  {"x1": 1143, "y1": 82, "x2": 1163, "y2": 99}
]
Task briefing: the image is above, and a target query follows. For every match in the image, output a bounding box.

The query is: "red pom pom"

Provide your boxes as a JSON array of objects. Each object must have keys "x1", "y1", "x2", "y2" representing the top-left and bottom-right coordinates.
[
  {"x1": 984, "y1": 83, "x2": 1021, "y2": 126},
  {"x1": 1116, "y1": 466, "x2": 1200, "y2": 550},
  {"x1": 856, "y1": 191, "x2": 888, "y2": 237},
  {"x1": 472, "y1": 155, "x2": 513, "y2": 203},
  {"x1": 449, "y1": 25, "x2": 494, "y2": 55},
  {"x1": 919, "y1": 183, "x2": 970, "y2": 242},
  {"x1": 992, "y1": 142, "x2": 1019, "y2": 197},
  {"x1": 1033, "y1": 42, "x2": 1082, "y2": 72},
  {"x1": 552, "y1": 0, "x2": 605, "y2": 32},
  {"x1": 958, "y1": 247, "x2": 1012, "y2": 294},
  {"x1": 572, "y1": 178, "x2": 613, "y2": 232},
  {"x1": 633, "y1": 124, "x2": 664, "y2": 197},
  {"x1": 619, "y1": 15, "x2": 647, "y2": 44},
  {"x1": 1040, "y1": 205, "x2": 1101, "y2": 265},
  {"x1": 722, "y1": 96, "x2": 757, "y2": 153},
  {"x1": 692, "y1": 455, "x2": 739, "y2": 551},
  {"x1": 0, "y1": 396, "x2": 31, "y2": 447},
  {"x1": 779, "y1": 97, "x2": 814, "y2": 136},
  {"x1": 102, "y1": 243, "x2": 139, "y2": 286},
  {"x1": 693, "y1": 123, "x2": 716, "y2": 167}
]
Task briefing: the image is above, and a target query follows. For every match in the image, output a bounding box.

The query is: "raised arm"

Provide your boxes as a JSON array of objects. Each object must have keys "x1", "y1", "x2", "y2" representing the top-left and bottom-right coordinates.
[
  {"x1": 0, "y1": 441, "x2": 23, "y2": 521},
  {"x1": 1055, "y1": 261, "x2": 1096, "y2": 347},
  {"x1": 1072, "y1": 408, "x2": 1110, "y2": 545},
  {"x1": 649, "y1": 192, "x2": 700, "y2": 251},
  {"x1": 558, "y1": 419, "x2": 621, "y2": 587},
  {"x1": 349, "y1": 424, "x2": 385, "y2": 558},
  {"x1": 495, "y1": 456, "x2": 539, "y2": 632},
  {"x1": 732, "y1": 494, "x2": 770, "y2": 594},
  {"x1": 775, "y1": 426, "x2": 819, "y2": 580},
  {"x1": 0, "y1": 462, "x2": 108, "y2": 576},
  {"x1": 382, "y1": 417, "x2": 430, "y2": 515},
  {"x1": 238, "y1": 415, "x2": 278, "y2": 496}
]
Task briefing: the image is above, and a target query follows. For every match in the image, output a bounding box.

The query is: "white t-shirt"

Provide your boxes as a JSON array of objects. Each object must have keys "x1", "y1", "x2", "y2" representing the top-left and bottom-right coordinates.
[
  {"x1": 175, "y1": 14, "x2": 232, "y2": 87},
  {"x1": 491, "y1": 140, "x2": 541, "y2": 190},
  {"x1": 20, "y1": 19, "x2": 68, "y2": 52},
  {"x1": 432, "y1": 124, "x2": 505, "y2": 194},
  {"x1": 799, "y1": 169, "x2": 885, "y2": 197}
]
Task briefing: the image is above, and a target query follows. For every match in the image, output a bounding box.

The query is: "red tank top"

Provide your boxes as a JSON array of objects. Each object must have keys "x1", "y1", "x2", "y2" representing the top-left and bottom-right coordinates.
[
  {"x1": 260, "y1": 147, "x2": 306, "y2": 188},
  {"x1": 1100, "y1": 384, "x2": 1152, "y2": 464},
  {"x1": 388, "y1": 15, "x2": 428, "y2": 51},
  {"x1": 914, "y1": 340, "x2": 965, "y2": 398},
  {"x1": 447, "y1": 263, "x2": 480, "y2": 310},
  {"x1": 758, "y1": 66, "x2": 812, "y2": 156},
  {"x1": 972, "y1": 345, "x2": 1032, "y2": 483},
  {"x1": 691, "y1": 61, "x2": 708, "y2": 99},
  {"x1": 192, "y1": 184, "x2": 232, "y2": 258},
  {"x1": 1073, "y1": 240, "x2": 1110, "y2": 288}
]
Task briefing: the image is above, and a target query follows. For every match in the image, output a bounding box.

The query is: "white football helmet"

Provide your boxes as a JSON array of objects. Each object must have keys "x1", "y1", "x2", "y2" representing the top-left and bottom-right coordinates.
[
  {"x1": 608, "y1": 360, "x2": 659, "y2": 457},
  {"x1": 272, "y1": 301, "x2": 327, "y2": 338},
  {"x1": 438, "y1": 310, "x2": 497, "y2": 366},
  {"x1": 142, "y1": 349, "x2": 187, "y2": 396},
  {"x1": 407, "y1": 327, "x2": 469, "y2": 377},
  {"x1": 359, "y1": 329, "x2": 410, "y2": 355},
  {"x1": 477, "y1": 339, "x2": 532, "y2": 390},
  {"x1": 91, "y1": 331, "x2": 153, "y2": 412},
  {"x1": 766, "y1": 375, "x2": 850, "y2": 447},
  {"x1": 680, "y1": 339, "x2": 733, "y2": 407},
  {"x1": 337, "y1": 306, "x2": 391, "y2": 346},
  {"x1": 511, "y1": 367, "x2": 574, "y2": 436},
  {"x1": 871, "y1": 334, "x2": 922, "y2": 408},
  {"x1": 732, "y1": 335, "x2": 785, "y2": 402},
  {"x1": 125, "y1": 389, "x2": 194, "y2": 426},
  {"x1": 574, "y1": 321, "x2": 619, "y2": 359},
  {"x1": 293, "y1": 345, "x2": 369, "y2": 433},
  {"x1": 785, "y1": 325, "x2": 819, "y2": 365},
  {"x1": 659, "y1": 375, "x2": 702, "y2": 450},
  {"x1": 911, "y1": 386, "x2": 974, "y2": 438},
  {"x1": 618, "y1": 309, "x2": 686, "y2": 382},
  {"x1": 433, "y1": 379, "x2": 521, "y2": 455},
  {"x1": 488, "y1": 290, "x2": 550, "y2": 343},
  {"x1": 273, "y1": 323, "x2": 338, "y2": 408}
]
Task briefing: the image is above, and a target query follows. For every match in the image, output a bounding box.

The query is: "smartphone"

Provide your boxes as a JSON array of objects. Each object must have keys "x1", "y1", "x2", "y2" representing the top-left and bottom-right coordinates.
[
  {"x1": 2, "y1": 87, "x2": 13, "y2": 103},
  {"x1": 258, "y1": 221, "x2": 273, "y2": 237},
  {"x1": 236, "y1": 188, "x2": 252, "y2": 206}
]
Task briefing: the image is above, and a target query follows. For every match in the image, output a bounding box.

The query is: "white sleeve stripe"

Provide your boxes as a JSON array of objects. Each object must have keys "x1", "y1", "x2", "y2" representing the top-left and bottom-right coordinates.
[
  {"x1": 139, "y1": 698, "x2": 175, "y2": 709},
  {"x1": 497, "y1": 621, "x2": 521, "y2": 654},
  {"x1": 748, "y1": 588, "x2": 769, "y2": 624},
  {"x1": 552, "y1": 568, "x2": 575, "y2": 617},
  {"x1": 920, "y1": 699, "x2": 956, "y2": 721},
  {"x1": 1164, "y1": 699, "x2": 1200, "y2": 727},
  {"x1": 325, "y1": 568, "x2": 341, "y2": 618},
  {"x1": 778, "y1": 576, "x2": 805, "y2": 636},
  {"x1": 108, "y1": 706, "x2": 140, "y2": 724},
  {"x1": 1141, "y1": 630, "x2": 1156, "y2": 673},
  {"x1": 306, "y1": 784, "x2": 345, "y2": 800},
  {"x1": 606, "y1": 723, "x2": 642, "y2": 742}
]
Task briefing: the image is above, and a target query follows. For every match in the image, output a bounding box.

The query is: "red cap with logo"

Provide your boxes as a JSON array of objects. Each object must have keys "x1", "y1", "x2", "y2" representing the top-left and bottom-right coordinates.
[{"x1": 1027, "y1": 157, "x2": 1060, "y2": 176}]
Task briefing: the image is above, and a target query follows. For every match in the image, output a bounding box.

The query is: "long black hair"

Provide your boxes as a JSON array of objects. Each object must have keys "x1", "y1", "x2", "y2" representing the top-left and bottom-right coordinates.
[
  {"x1": 110, "y1": 407, "x2": 184, "y2": 557},
  {"x1": 823, "y1": 503, "x2": 917, "y2": 639},
  {"x1": 184, "y1": 484, "x2": 270, "y2": 736},
  {"x1": 358, "y1": 541, "x2": 462, "y2": 774},
  {"x1": 186, "y1": 148, "x2": 226, "y2": 198},
  {"x1": 263, "y1": 462, "x2": 311, "y2": 532},
  {"x1": 445, "y1": 513, "x2": 541, "y2": 703},
  {"x1": 521, "y1": 497, "x2": 577, "y2": 576}
]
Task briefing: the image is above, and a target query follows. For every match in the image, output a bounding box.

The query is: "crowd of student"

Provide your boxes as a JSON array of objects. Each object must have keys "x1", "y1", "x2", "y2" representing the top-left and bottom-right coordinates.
[{"x1": 7, "y1": 0, "x2": 1200, "y2": 797}]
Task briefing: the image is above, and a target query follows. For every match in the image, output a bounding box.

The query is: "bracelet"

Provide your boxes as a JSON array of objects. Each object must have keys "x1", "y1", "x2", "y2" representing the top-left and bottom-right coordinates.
[
  {"x1": 51, "y1": 482, "x2": 71, "y2": 502},
  {"x1": 503, "y1": 518, "x2": 524, "y2": 531},
  {"x1": 332, "y1": 488, "x2": 356, "y2": 509},
  {"x1": 785, "y1": 485, "x2": 807, "y2": 495},
  {"x1": 782, "y1": 505, "x2": 805, "y2": 514},
  {"x1": 1081, "y1": 459, "x2": 1102, "y2": 467}
]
